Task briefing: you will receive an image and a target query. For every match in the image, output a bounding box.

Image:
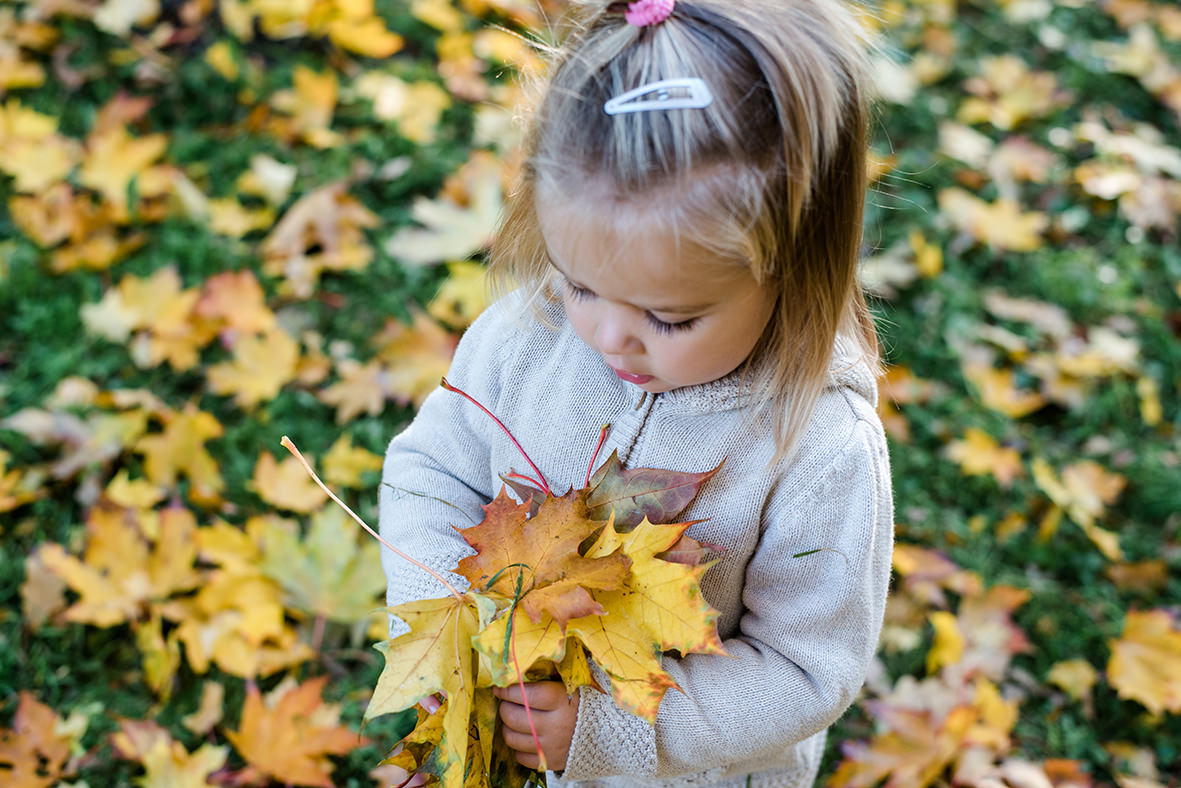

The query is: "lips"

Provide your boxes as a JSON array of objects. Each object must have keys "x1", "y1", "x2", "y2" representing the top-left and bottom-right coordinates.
[{"x1": 610, "y1": 366, "x2": 654, "y2": 385}]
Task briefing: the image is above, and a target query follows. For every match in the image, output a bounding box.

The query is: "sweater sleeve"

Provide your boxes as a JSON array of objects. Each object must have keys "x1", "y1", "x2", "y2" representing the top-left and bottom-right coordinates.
[
  {"x1": 560, "y1": 413, "x2": 894, "y2": 782},
  {"x1": 379, "y1": 300, "x2": 521, "y2": 633}
]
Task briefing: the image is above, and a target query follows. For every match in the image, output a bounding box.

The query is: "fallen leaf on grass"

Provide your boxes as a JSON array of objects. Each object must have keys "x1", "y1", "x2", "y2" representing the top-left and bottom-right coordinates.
[
  {"x1": 251, "y1": 451, "x2": 328, "y2": 513},
  {"x1": 939, "y1": 188, "x2": 1048, "y2": 252},
  {"x1": 0, "y1": 693, "x2": 73, "y2": 788},
  {"x1": 259, "y1": 506, "x2": 385, "y2": 623},
  {"x1": 226, "y1": 677, "x2": 364, "y2": 788},
  {"x1": 37, "y1": 503, "x2": 201, "y2": 628},
  {"x1": 206, "y1": 328, "x2": 300, "y2": 408},
  {"x1": 945, "y1": 427, "x2": 1024, "y2": 487},
  {"x1": 384, "y1": 150, "x2": 504, "y2": 266},
  {"x1": 1107, "y1": 609, "x2": 1181, "y2": 715},
  {"x1": 111, "y1": 717, "x2": 228, "y2": 788}
]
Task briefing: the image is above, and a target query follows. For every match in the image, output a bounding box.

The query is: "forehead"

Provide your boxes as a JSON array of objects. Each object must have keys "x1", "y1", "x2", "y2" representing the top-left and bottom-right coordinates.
[{"x1": 535, "y1": 178, "x2": 753, "y2": 291}]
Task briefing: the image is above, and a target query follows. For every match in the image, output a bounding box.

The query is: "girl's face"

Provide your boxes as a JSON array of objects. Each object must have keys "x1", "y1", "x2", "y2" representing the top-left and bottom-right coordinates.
[{"x1": 537, "y1": 198, "x2": 777, "y2": 395}]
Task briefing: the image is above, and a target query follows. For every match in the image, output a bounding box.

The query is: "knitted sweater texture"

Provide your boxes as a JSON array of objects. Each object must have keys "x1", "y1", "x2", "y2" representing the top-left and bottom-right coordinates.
[{"x1": 379, "y1": 295, "x2": 894, "y2": 788}]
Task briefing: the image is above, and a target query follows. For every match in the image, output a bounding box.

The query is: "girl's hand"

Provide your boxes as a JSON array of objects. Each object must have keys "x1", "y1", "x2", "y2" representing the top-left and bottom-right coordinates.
[{"x1": 494, "y1": 681, "x2": 579, "y2": 771}]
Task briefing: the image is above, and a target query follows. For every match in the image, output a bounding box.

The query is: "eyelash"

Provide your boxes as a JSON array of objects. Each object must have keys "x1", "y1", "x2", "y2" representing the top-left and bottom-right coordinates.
[{"x1": 564, "y1": 281, "x2": 700, "y2": 334}]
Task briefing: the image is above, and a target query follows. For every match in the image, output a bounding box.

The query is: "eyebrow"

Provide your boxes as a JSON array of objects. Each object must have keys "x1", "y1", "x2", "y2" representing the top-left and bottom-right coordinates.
[{"x1": 546, "y1": 256, "x2": 718, "y2": 315}]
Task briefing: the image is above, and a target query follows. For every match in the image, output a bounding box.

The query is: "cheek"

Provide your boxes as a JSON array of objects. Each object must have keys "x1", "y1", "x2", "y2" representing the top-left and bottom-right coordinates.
[{"x1": 562, "y1": 295, "x2": 596, "y2": 345}]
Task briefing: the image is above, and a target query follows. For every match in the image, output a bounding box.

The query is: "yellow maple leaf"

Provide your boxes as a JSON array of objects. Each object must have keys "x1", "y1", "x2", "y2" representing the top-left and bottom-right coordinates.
[
  {"x1": 134, "y1": 405, "x2": 225, "y2": 503},
  {"x1": 926, "y1": 611, "x2": 964, "y2": 674},
  {"x1": 429, "y1": 260, "x2": 490, "y2": 329},
  {"x1": 251, "y1": 451, "x2": 329, "y2": 513},
  {"x1": 321, "y1": 434, "x2": 383, "y2": 488},
  {"x1": 1031, "y1": 458, "x2": 1125, "y2": 560},
  {"x1": 1108, "y1": 609, "x2": 1181, "y2": 715},
  {"x1": 0, "y1": 693, "x2": 72, "y2": 788},
  {"x1": 385, "y1": 151, "x2": 505, "y2": 266},
  {"x1": 354, "y1": 72, "x2": 451, "y2": 143},
  {"x1": 78, "y1": 124, "x2": 169, "y2": 219},
  {"x1": 324, "y1": 6, "x2": 404, "y2": 58},
  {"x1": 194, "y1": 269, "x2": 277, "y2": 335},
  {"x1": 945, "y1": 427, "x2": 1024, "y2": 487},
  {"x1": 957, "y1": 54, "x2": 1069, "y2": 129},
  {"x1": 235, "y1": 153, "x2": 297, "y2": 205},
  {"x1": 271, "y1": 66, "x2": 341, "y2": 148},
  {"x1": 37, "y1": 504, "x2": 202, "y2": 627},
  {"x1": 82, "y1": 267, "x2": 216, "y2": 371},
  {"x1": 369, "y1": 596, "x2": 479, "y2": 784},
  {"x1": 961, "y1": 363, "x2": 1047, "y2": 418},
  {"x1": 206, "y1": 329, "x2": 300, "y2": 408},
  {"x1": 168, "y1": 564, "x2": 312, "y2": 677},
  {"x1": 373, "y1": 311, "x2": 459, "y2": 407},
  {"x1": 1046, "y1": 658, "x2": 1099, "y2": 701},
  {"x1": 257, "y1": 506, "x2": 385, "y2": 623},
  {"x1": 938, "y1": 188, "x2": 1047, "y2": 252},
  {"x1": 829, "y1": 704, "x2": 977, "y2": 788},
  {"x1": 226, "y1": 677, "x2": 364, "y2": 788},
  {"x1": 317, "y1": 359, "x2": 388, "y2": 424},
  {"x1": 111, "y1": 718, "x2": 227, "y2": 788}
]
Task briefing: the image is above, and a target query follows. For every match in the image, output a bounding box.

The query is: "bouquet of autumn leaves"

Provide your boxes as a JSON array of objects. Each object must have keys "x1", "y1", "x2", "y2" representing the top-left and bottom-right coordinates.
[{"x1": 287, "y1": 379, "x2": 726, "y2": 788}]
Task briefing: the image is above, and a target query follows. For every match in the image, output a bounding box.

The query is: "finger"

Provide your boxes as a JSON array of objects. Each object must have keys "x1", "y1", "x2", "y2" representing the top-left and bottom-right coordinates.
[
  {"x1": 498, "y1": 700, "x2": 533, "y2": 733},
  {"x1": 514, "y1": 751, "x2": 543, "y2": 770},
  {"x1": 500, "y1": 725, "x2": 543, "y2": 754},
  {"x1": 419, "y1": 694, "x2": 441, "y2": 714}
]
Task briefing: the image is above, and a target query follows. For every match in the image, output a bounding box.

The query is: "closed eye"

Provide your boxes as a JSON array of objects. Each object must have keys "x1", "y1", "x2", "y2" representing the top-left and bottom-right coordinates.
[
  {"x1": 647, "y1": 314, "x2": 699, "y2": 334},
  {"x1": 562, "y1": 274, "x2": 700, "y2": 334}
]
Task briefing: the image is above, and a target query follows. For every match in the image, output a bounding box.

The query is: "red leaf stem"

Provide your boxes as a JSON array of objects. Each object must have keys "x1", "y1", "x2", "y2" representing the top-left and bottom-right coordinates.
[
  {"x1": 585, "y1": 424, "x2": 610, "y2": 488},
  {"x1": 440, "y1": 377, "x2": 552, "y2": 497},
  {"x1": 510, "y1": 622, "x2": 546, "y2": 772}
]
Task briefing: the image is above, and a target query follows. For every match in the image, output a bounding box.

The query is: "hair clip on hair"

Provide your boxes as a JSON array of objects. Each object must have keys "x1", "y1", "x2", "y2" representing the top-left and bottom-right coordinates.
[
  {"x1": 625, "y1": 0, "x2": 674, "y2": 27},
  {"x1": 603, "y1": 77, "x2": 713, "y2": 115}
]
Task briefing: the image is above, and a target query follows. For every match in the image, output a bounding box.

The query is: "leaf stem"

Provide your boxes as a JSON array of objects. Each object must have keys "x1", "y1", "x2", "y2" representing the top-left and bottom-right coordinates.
[
  {"x1": 508, "y1": 570, "x2": 545, "y2": 771},
  {"x1": 280, "y1": 436, "x2": 465, "y2": 602},
  {"x1": 585, "y1": 423, "x2": 611, "y2": 488},
  {"x1": 441, "y1": 377, "x2": 552, "y2": 497}
]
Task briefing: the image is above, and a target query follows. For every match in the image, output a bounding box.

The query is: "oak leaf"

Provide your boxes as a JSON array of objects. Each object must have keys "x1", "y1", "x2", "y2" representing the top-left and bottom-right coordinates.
[{"x1": 226, "y1": 677, "x2": 363, "y2": 788}]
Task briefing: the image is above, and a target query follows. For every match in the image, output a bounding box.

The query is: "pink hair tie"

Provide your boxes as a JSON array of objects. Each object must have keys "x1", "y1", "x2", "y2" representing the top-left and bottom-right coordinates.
[{"x1": 626, "y1": 0, "x2": 674, "y2": 27}]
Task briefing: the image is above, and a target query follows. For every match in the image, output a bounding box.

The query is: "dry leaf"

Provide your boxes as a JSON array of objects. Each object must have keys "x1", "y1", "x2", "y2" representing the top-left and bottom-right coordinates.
[
  {"x1": 1107, "y1": 609, "x2": 1181, "y2": 715},
  {"x1": 226, "y1": 677, "x2": 363, "y2": 788},
  {"x1": 250, "y1": 451, "x2": 329, "y2": 513}
]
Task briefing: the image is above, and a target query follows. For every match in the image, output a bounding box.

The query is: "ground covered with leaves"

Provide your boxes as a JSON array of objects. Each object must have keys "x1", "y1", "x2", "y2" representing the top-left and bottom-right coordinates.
[{"x1": 0, "y1": 0, "x2": 1178, "y2": 786}]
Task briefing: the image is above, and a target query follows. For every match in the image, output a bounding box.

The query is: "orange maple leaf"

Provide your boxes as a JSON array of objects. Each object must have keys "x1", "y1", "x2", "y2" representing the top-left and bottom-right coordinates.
[
  {"x1": 225, "y1": 677, "x2": 364, "y2": 788},
  {"x1": 0, "y1": 693, "x2": 73, "y2": 788},
  {"x1": 455, "y1": 490, "x2": 632, "y2": 626}
]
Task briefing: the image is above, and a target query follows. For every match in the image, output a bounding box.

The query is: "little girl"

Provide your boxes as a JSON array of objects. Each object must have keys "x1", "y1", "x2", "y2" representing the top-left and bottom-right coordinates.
[{"x1": 379, "y1": 1, "x2": 893, "y2": 786}]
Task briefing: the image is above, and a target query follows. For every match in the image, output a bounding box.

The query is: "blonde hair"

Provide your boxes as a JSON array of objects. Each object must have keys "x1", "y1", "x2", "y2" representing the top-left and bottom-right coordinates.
[{"x1": 489, "y1": 0, "x2": 880, "y2": 463}]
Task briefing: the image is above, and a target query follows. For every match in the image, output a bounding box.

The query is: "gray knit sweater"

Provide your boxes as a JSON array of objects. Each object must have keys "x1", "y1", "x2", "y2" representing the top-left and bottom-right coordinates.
[{"x1": 379, "y1": 294, "x2": 894, "y2": 788}]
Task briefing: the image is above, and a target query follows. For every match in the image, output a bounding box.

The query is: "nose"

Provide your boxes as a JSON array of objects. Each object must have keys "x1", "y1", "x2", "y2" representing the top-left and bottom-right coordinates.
[{"x1": 593, "y1": 304, "x2": 643, "y2": 355}]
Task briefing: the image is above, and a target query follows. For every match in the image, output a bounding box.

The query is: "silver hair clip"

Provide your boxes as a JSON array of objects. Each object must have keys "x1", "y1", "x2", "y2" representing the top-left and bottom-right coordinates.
[{"x1": 603, "y1": 77, "x2": 713, "y2": 115}]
